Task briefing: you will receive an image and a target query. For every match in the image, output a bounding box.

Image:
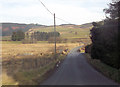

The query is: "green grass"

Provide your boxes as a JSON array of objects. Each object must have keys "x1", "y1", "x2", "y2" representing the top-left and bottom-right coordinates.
[
  {"x1": 37, "y1": 41, "x2": 48, "y2": 43},
  {"x1": 2, "y1": 36, "x2": 11, "y2": 41},
  {"x1": 2, "y1": 41, "x2": 22, "y2": 44},
  {"x1": 84, "y1": 53, "x2": 120, "y2": 84},
  {"x1": 2, "y1": 40, "x2": 44, "y2": 44}
]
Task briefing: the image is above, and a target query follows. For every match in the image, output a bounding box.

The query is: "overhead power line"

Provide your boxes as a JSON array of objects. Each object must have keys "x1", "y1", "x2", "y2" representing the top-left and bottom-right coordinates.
[
  {"x1": 38, "y1": 0, "x2": 53, "y2": 15},
  {"x1": 38, "y1": 0, "x2": 72, "y2": 24},
  {"x1": 55, "y1": 17, "x2": 71, "y2": 24}
]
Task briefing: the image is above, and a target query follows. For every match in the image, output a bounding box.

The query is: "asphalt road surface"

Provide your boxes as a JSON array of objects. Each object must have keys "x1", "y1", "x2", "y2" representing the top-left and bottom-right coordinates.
[{"x1": 42, "y1": 46, "x2": 118, "y2": 85}]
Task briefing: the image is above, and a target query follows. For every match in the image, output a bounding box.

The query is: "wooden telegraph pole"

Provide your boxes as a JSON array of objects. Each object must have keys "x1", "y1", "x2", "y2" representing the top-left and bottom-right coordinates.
[{"x1": 54, "y1": 13, "x2": 56, "y2": 58}]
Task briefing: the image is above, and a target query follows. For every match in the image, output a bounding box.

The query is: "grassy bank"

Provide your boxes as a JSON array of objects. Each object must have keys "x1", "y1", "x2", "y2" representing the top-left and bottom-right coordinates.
[
  {"x1": 83, "y1": 53, "x2": 120, "y2": 84},
  {"x1": 2, "y1": 54, "x2": 66, "y2": 85}
]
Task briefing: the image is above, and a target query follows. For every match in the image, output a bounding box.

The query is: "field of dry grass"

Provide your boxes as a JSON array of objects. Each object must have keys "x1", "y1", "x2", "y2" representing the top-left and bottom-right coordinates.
[
  {"x1": 2, "y1": 43, "x2": 79, "y2": 61},
  {"x1": 2, "y1": 42, "x2": 81, "y2": 85}
]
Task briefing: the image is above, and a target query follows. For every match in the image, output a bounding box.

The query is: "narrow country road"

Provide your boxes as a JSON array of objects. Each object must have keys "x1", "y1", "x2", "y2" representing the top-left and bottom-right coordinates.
[{"x1": 41, "y1": 46, "x2": 118, "y2": 85}]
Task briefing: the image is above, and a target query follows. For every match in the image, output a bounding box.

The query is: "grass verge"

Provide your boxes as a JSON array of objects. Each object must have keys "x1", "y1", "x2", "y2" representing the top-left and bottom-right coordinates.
[
  {"x1": 83, "y1": 53, "x2": 120, "y2": 84},
  {"x1": 2, "y1": 54, "x2": 66, "y2": 85}
]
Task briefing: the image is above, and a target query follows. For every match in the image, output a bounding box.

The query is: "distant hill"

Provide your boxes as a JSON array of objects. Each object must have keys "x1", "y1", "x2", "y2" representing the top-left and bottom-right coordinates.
[
  {"x1": 28, "y1": 22, "x2": 93, "y2": 39},
  {"x1": 1, "y1": 23, "x2": 45, "y2": 36},
  {"x1": 60, "y1": 23, "x2": 92, "y2": 29},
  {"x1": 79, "y1": 23, "x2": 93, "y2": 29},
  {"x1": 2, "y1": 22, "x2": 93, "y2": 42},
  {"x1": 60, "y1": 24, "x2": 76, "y2": 26},
  {"x1": 1, "y1": 22, "x2": 93, "y2": 37}
]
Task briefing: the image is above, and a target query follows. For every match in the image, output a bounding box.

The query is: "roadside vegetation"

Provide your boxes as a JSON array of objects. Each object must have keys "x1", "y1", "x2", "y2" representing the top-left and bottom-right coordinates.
[
  {"x1": 84, "y1": 53, "x2": 120, "y2": 83},
  {"x1": 85, "y1": 0, "x2": 120, "y2": 83}
]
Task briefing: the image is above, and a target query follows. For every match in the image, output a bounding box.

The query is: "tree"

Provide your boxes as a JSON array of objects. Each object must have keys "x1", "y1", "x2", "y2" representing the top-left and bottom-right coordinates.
[
  {"x1": 103, "y1": 0, "x2": 120, "y2": 20},
  {"x1": 11, "y1": 30, "x2": 25, "y2": 41},
  {"x1": 31, "y1": 31, "x2": 60, "y2": 41},
  {"x1": 103, "y1": 0, "x2": 120, "y2": 68},
  {"x1": 87, "y1": 0, "x2": 120, "y2": 69},
  {"x1": 11, "y1": 32, "x2": 17, "y2": 41},
  {"x1": 17, "y1": 30, "x2": 25, "y2": 41}
]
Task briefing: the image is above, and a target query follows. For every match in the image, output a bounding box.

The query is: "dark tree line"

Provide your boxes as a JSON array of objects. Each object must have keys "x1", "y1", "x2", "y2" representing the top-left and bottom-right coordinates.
[
  {"x1": 11, "y1": 30, "x2": 25, "y2": 41},
  {"x1": 31, "y1": 31, "x2": 60, "y2": 41},
  {"x1": 85, "y1": 0, "x2": 120, "y2": 69},
  {"x1": 11, "y1": 31, "x2": 60, "y2": 41}
]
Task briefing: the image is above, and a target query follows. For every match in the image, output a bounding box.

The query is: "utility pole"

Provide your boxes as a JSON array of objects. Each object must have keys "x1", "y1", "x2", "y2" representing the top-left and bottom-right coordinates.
[{"x1": 54, "y1": 13, "x2": 56, "y2": 59}]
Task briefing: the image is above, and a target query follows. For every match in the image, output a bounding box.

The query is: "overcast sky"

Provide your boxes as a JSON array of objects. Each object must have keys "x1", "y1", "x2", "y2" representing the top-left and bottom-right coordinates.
[{"x1": 0, "y1": 0, "x2": 110, "y2": 25}]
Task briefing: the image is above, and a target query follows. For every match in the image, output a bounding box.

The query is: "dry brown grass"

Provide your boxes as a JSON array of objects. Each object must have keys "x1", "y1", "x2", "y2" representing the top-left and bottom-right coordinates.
[
  {"x1": 2, "y1": 42, "x2": 80, "y2": 85},
  {"x1": 2, "y1": 43, "x2": 79, "y2": 61}
]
